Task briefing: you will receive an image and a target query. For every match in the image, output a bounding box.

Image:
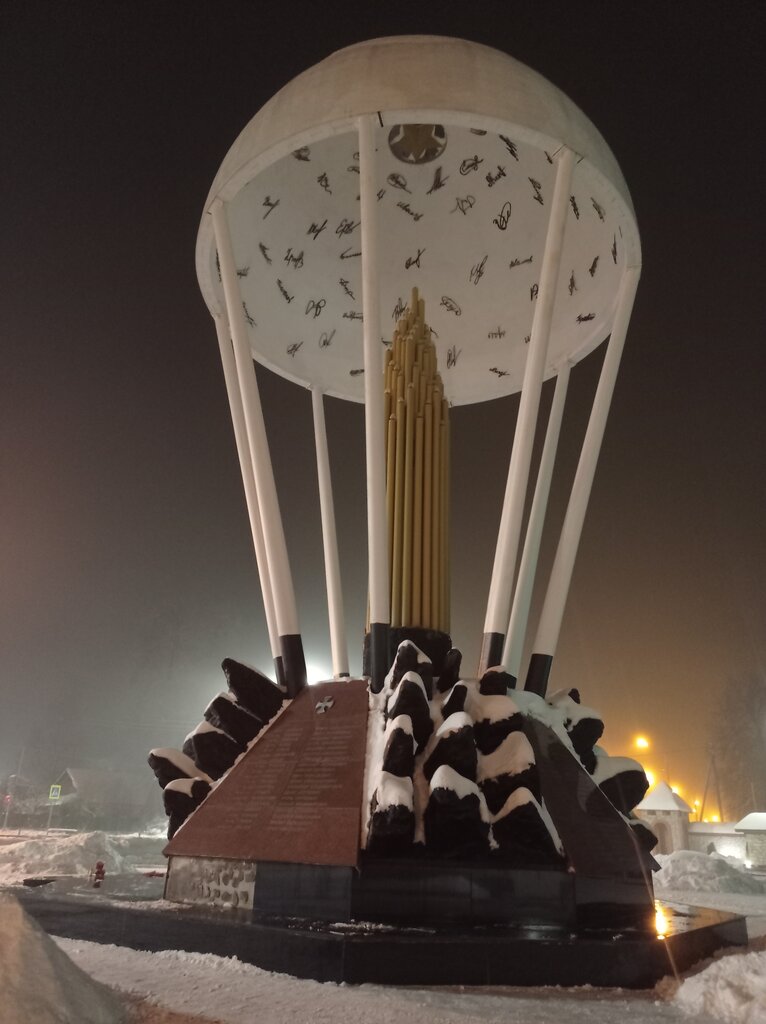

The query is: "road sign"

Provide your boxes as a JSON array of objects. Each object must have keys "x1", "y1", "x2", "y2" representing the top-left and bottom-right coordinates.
[{"x1": 49, "y1": 785, "x2": 62, "y2": 801}]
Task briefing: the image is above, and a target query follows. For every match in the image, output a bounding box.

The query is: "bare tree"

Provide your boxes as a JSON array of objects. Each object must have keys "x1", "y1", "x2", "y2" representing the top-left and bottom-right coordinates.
[{"x1": 711, "y1": 672, "x2": 766, "y2": 820}]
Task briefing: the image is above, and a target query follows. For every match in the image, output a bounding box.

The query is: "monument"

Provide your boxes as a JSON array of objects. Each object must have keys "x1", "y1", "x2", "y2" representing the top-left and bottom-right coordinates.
[{"x1": 148, "y1": 36, "x2": 747, "y2": 985}]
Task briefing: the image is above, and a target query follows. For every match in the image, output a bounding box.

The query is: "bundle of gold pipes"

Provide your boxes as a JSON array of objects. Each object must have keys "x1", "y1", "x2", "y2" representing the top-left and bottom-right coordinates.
[{"x1": 384, "y1": 288, "x2": 450, "y2": 633}]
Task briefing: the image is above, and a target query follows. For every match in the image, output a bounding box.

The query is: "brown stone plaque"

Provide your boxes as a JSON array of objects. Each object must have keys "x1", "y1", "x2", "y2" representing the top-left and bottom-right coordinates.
[{"x1": 164, "y1": 679, "x2": 369, "y2": 867}]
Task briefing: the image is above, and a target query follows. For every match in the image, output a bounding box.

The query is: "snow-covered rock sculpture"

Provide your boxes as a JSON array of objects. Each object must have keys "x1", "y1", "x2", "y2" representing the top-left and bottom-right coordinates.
[
  {"x1": 424, "y1": 712, "x2": 477, "y2": 783},
  {"x1": 364, "y1": 640, "x2": 651, "y2": 865},
  {"x1": 424, "y1": 765, "x2": 491, "y2": 856},
  {"x1": 163, "y1": 777, "x2": 212, "y2": 839},
  {"x1": 367, "y1": 772, "x2": 416, "y2": 856},
  {"x1": 386, "y1": 671, "x2": 433, "y2": 752},
  {"x1": 148, "y1": 657, "x2": 287, "y2": 837},
  {"x1": 147, "y1": 748, "x2": 210, "y2": 788},
  {"x1": 221, "y1": 658, "x2": 285, "y2": 721},
  {"x1": 203, "y1": 692, "x2": 262, "y2": 746},
  {"x1": 182, "y1": 721, "x2": 243, "y2": 780},
  {"x1": 435, "y1": 647, "x2": 462, "y2": 694}
]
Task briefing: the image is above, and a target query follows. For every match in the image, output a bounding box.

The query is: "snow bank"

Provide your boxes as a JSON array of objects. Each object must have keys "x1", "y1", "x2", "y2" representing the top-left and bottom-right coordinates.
[
  {"x1": 0, "y1": 831, "x2": 166, "y2": 885},
  {"x1": 654, "y1": 850, "x2": 765, "y2": 894},
  {"x1": 673, "y1": 947, "x2": 766, "y2": 1023},
  {"x1": 0, "y1": 894, "x2": 124, "y2": 1023},
  {"x1": 62, "y1": 933, "x2": 762, "y2": 1024}
]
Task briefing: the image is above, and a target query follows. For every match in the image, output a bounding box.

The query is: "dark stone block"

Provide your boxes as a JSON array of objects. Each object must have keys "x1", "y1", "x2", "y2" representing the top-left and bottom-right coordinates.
[
  {"x1": 204, "y1": 695, "x2": 262, "y2": 747},
  {"x1": 524, "y1": 718, "x2": 656, "y2": 879},
  {"x1": 440, "y1": 682, "x2": 468, "y2": 719},
  {"x1": 367, "y1": 803, "x2": 416, "y2": 856},
  {"x1": 424, "y1": 722, "x2": 477, "y2": 783},
  {"x1": 167, "y1": 812, "x2": 186, "y2": 839},
  {"x1": 387, "y1": 628, "x2": 451, "y2": 679},
  {"x1": 387, "y1": 676, "x2": 433, "y2": 751},
  {"x1": 598, "y1": 769, "x2": 650, "y2": 815},
  {"x1": 222, "y1": 658, "x2": 285, "y2": 723},
  {"x1": 436, "y1": 647, "x2": 462, "y2": 693},
  {"x1": 424, "y1": 782, "x2": 490, "y2": 858},
  {"x1": 382, "y1": 723, "x2": 416, "y2": 778},
  {"x1": 163, "y1": 778, "x2": 211, "y2": 839},
  {"x1": 481, "y1": 765, "x2": 541, "y2": 815},
  {"x1": 568, "y1": 717, "x2": 604, "y2": 773},
  {"x1": 416, "y1": 661, "x2": 434, "y2": 701},
  {"x1": 474, "y1": 712, "x2": 525, "y2": 755},
  {"x1": 629, "y1": 819, "x2": 659, "y2": 854},
  {"x1": 147, "y1": 749, "x2": 195, "y2": 789},
  {"x1": 385, "y1": 640, "x2": 434, "y2": 699},
  {"x1": 388, "y1": 640, "x2": 419, "y2": 683},
  {"x1": 479, "y1": 668, "x2": 514, "y2": 695},
  {"x1": 491, "y1": 793, "x2": 564, "y2": 866},
  {"x1": 183, "y1": 726, "x2": 243, "y2": 780}
]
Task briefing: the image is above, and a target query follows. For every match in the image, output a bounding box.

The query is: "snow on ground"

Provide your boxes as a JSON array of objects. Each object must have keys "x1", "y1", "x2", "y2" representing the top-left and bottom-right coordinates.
[
  {"x1": 4, "y1": 834, "x2": 766, "y2": 1023},
  {"x1": 669, "y1": 943, "x2": 766, "y2": 1023},
  {"x1": 0, "y1": 894, "x2": 125, "y2": 1024},
  {"x1": 655, "y1": 849, "x2": 765, "y2": 894},
  {"x1": 52, "y1": 937, "x2": 716, "y2": 1024},
  {"x1": 0, "y1": 829, "x2": 166, "y2": 887}
]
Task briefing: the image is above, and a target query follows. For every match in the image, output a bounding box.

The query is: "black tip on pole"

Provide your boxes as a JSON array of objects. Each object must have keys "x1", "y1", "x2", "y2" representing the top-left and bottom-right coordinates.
[
  {"x1": 368, "y1": 622, "x2": 390, "y2": 694},
  {"x1": 273, "y1": 655, "x2": 286, "y2": 690},
  {"x1": 525, "y1": 652, "x2": 553, "y2": 697},
  {"x1": 280, "y1": 634, "x2": 307, "y2": 698},
  {"x1": 478, "y1": 632, "x2": 505, "y2": 677}
]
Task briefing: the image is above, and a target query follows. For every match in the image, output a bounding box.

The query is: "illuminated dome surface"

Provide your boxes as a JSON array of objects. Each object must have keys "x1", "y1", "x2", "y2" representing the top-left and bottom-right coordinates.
[{"x1": 196, "y1": 36, "x2": 640, "y2": 404}]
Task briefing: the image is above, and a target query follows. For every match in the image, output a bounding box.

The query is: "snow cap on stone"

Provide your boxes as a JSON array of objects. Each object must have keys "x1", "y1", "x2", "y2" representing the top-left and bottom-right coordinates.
[
  {"x1": 478, "y1": 731, "x2": 535, "y2": 783},
  {"x1": 375, "y1": 771, "x2": 414, "y2": 811}
]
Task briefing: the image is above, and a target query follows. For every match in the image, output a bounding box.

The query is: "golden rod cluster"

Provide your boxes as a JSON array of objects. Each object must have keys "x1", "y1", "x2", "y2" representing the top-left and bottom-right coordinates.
[{"x1": 384, "y1": 288, "x2": 450, "y2": 633}]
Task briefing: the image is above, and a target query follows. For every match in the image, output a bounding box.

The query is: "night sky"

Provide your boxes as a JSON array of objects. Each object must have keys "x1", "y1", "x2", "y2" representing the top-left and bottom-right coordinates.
[{"x1": 2, "y1": 2, "x2": 763, "y2": 807}]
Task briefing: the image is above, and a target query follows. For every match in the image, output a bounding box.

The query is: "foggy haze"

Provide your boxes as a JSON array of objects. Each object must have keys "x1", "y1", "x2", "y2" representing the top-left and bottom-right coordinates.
[{"x1": 1, "y1": 3, "x2": 763, "y2": 815}]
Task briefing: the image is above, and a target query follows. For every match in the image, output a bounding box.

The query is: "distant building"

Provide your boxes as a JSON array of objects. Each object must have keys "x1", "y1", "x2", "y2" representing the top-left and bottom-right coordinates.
[
  {"x1": 55, "y1": 768, "x2": 157, "y2": 830},
  {"x1": 634, "y1": 781, "x2": 691, "y2": 854},
  {"x1": 734, "y1": 813, "x2": 766, "y2": 868}
]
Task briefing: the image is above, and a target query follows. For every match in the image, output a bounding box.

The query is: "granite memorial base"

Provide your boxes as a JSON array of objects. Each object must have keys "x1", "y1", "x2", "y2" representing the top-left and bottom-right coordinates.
[
  {"x1": 161, "y1": 675, "x2": 747, "y2": 986},
  {"x1": 235, "y1": 901, "x2": 747, "y2": 987},
  {"x1": 161, "y1": 857, "x2": 746, "y2": 986},
  {"x1": 163, "y1": 850, "x2": 747, "y2": 986}
]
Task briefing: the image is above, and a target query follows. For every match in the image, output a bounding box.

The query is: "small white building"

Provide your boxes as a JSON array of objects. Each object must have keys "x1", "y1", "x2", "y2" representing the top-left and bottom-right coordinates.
[
  {"x1": 634, "y1": 781, "x2": 691, "y2": 854},
  {"x1": 734, "y1": 813, "x2": 766, "y2": 868}
]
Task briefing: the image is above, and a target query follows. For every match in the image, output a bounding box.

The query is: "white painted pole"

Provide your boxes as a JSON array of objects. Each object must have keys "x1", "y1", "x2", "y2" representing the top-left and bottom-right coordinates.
[
  {"x1": 526, "y1": 265, "x2": 641, "y2": 696},
  {"x1": 479, "y1": 146, "x2": 575, "y2": 675},
  {"x1": 311, "y1": 387, "x2": 350, "y2": 677},
  {"x1": 358, "y1": 114, "x2": 390, "y2": 691},
  {"x1": 503, "y1": 360, "x2": 571, "y2": 682},
  {"x1": 211, "y1": 198, "x2": 306, "y2": 696},
  {"x1": 213, "y1": 315, "x2": 280, "y2": 667}
]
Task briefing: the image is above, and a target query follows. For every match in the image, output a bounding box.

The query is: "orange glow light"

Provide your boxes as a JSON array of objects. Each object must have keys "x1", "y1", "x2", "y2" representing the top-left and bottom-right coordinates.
[
  {"x1": 654, "y1": 901, "x2": 669, "y2": 939},
  {"x1": 634, "y1": 735, "x2": 650, "y2": 751}
]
